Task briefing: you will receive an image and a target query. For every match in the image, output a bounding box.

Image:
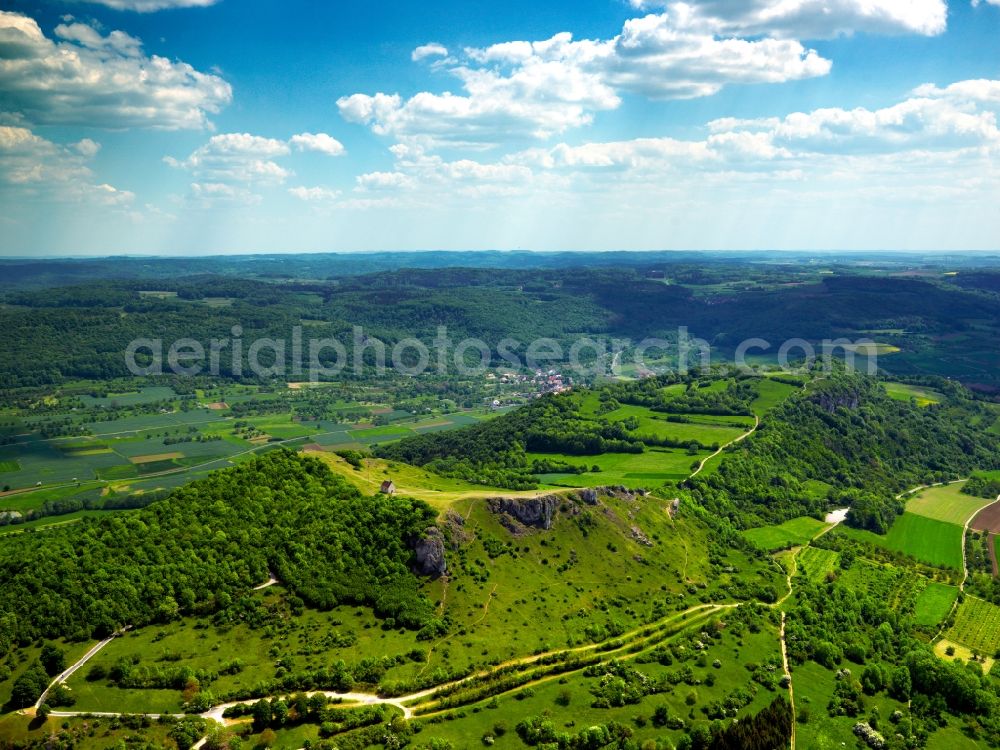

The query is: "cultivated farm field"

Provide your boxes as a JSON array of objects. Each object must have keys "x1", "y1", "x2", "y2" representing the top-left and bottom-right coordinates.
[
  {"x1": 906, "y1": 481, "x2": 994, "y2": 526},
  {"x1": 947, "y1": 596, "x2": 1000, "y2": 656},
  {"x1": 841, "y1": 512, "x2": 964, "y2": 570}
]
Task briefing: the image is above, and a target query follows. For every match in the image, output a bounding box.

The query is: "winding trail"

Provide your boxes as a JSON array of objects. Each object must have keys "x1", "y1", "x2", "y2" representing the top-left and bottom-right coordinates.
[
  {"x1": 773, "y1": 507, "x2": 848, "y2": 749},
  {"x1": 35, "y1": 627, "x2": 129, "y2": 710},
  {"x1": 780, "y1": 612, "x2": 795, "y2": 750},
  {"x1": 40, "y1": 603, "x2": 730, "y2": 737},
  {"x1": 689, "y1": 415, "x2": 759, "y2": 478}
]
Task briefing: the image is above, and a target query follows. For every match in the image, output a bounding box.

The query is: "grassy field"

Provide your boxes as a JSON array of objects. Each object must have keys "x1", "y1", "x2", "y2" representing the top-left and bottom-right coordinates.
[
  {"x1": 840, "y1": 512, "x2": 964, "y2": 570},
  {"x1": 906, "y1": 482, "x2": 991, "y2": 525},
  {"x1": 0, "y1": 714, "x2": 185, "y2": 748},
  {"x1": 404, "y1": 612, "x2": 781, "y2": 750},
  {"x1": 750, "y1": 378, "x2": 798, "y2": 416},
  {"x1": 742, "y1": 516, "x2": 829, "y2": 551},
  {"x1": 529, "y1": 448, "x2": 699, "y2": 488},
  {"x1": 796, "y1": 546, "x2": 839, "y2": 582},
  {"x1": 598, "y1": 403, "x2": 751, "y2": 447},
  {"x1": 884, "y1": 382, "x2": 944, "y2": 407},
  {"x1": 947, "y1": 596, "x2": 1000, "y2": 656},
  {"x1": 913, "y1": 582, "x2": 958, "y2": 627}
]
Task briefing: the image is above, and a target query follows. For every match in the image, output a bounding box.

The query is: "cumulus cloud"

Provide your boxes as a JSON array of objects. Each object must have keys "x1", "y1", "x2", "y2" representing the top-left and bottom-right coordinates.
[
  {"x1": 290, "y1": 132, "x2": 346, "y2": 156},
  {"x1": 0, "y1": 126, "x2": 133, "y2": 206},
  {"x1": 356, "y1": 171, "x2": 416, "y2": 191},
  {"x1": 74, "y1": 0, "x2": 219, "y2": 11},
  {"x1": 339, "y1": 11, "x2": 830, "y2": 149},
  {"x1": 166, "y1": 131, "x2": 347, "y2": 205},
  {"x1": 165, "y1": 133, "x2": 292, "y2": 185},
  {"x1": 0, "y1": 11, "x2": 231, "y2": 129},
  {"x1": 288, "y1": 186, "x2": 340, "y2": 202},
  {"x1": 412, "y1": 43, "x2": 449, "y2": 61},
  {"x1": 627, "y1": 0, "x2": 947, "y2": 38},
  {"x1": 355, "y1": 77, "x2": 1000, "y2": 214}
]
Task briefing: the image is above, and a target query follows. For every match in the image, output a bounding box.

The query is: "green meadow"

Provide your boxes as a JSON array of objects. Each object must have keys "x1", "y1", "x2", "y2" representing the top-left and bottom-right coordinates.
[
  {"x1": 912, "y1": 582, "x2": 959, "y2": 627},
  {"x1": 906, "y1": 481, "x2": 992, "y2": 526},
  {"x1": 840, "y1": 512, "x2": 964, "y2": 570},
  {"x1": 742, "y1": 516, "x2": 829, "y2": 551},
  {"x1": 884, "y1": 382, "x2": 944, "y2": 407}
]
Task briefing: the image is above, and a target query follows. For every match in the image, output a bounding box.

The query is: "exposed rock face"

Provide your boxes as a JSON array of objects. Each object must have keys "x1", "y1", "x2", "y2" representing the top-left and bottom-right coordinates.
[
  {"x1": 414, "y1": 527, "x2": 447, "y2": 577},
  {"x1": 442, "y1": 510, "x2": 472, "y2": 548},
  {"x1": 578, "y1": 488, "x2": 599, "y2": 505},
  {"x1": 0, "y1": 510, "x2": 22, "y2": 526},
  {"x1": 488, "y1": 495, "x2": 560, "y2": 530},
  {"x1": 812, "y1": 387, "x2": 861, "y2": 413}
]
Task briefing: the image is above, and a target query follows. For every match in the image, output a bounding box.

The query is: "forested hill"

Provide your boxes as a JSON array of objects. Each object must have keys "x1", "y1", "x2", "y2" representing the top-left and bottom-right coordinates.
[
  {"x1": 687, "y1": 375, "x2": 1000, "y2": 530},
  {"x1": 7, "y1": 266, "x2": 1000, "y2": 385},
  {"x1": 0, "y1": 451, "x2": 438, "y2": 645}
]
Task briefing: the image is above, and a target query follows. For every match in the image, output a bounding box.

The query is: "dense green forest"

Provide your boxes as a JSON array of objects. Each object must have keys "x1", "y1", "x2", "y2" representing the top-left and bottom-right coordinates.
[
  {"x1": 6, "y1": 263, "x2": 1000, "y2": 385},
  {"x1": 0, "y1": 451, "x2": 438, "y2": 645}
]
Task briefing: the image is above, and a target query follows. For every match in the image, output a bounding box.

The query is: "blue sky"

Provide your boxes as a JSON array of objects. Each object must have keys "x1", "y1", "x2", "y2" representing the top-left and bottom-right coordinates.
[{"x1": 0, "y1": 0, "x2": 998, "y2": 255}]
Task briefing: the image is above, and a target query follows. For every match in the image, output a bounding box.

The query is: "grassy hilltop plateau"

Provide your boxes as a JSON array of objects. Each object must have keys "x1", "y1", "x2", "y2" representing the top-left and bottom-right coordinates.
[{"x1": 0, "y1": 254, "x2": 1000, "y2": 749}]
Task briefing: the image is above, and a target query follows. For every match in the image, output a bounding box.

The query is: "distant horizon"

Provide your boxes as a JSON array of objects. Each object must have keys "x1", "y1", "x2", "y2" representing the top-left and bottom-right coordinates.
[{"x1": 3, "y1": 248, "x2": 1000, "y2": 261}]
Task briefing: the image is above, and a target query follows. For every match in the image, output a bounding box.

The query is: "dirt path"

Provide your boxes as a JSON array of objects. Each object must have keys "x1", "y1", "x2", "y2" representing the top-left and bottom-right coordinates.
[
  {"x1": 35, "y1": 627, "x2": 129, "y2": 710},
  {"x1": 771, "y1": 509, "x2": 850, "y2": 748},
  {"x1": 894, "y1": 478, "x2": 966, "y2": 500},
  {"x1": 252, "y1": 576, "x2": 278, "y2": 591},
  {"x1": 959, "y1": 494, "x2": 1000, "y2": 594},
  {"x1": 688, "y1": 415, "x2": 759, "y2": 478},
  {"x1": 780, "y1": 611, "x2": 796, "y2": 750}
]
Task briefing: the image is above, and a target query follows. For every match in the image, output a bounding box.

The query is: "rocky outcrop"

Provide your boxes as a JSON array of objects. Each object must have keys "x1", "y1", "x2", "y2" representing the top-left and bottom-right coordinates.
[
  {"x1": 0, "y1": 510, "x2": 22, "y2": 526},
  {"x1": 413, "y1": 527, "x2": 447, "y2": 577},
  {"x1": 488, "y1": 495, "x2": 560, "y2": 530},
  {"x1": 811, "y1": 385, "x2": 862, "y2": 413},
  {"x1": 443, "y1": 510, "x2": 472, "y2": 548},
  {"x1": 578, "y1": 488, "x2": 599, "y2": 505}
]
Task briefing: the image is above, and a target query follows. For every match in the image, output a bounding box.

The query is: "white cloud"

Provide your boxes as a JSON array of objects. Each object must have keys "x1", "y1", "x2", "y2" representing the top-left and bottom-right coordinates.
[
  {"x1": 168, "y1": 131, "x2": 348, "y2": 204},
  {"x1": 290, "y1": 132, "x2": 346, "y2": 156},
  {"x1": 356, "y1": 171, "x2": 416, "y2": 191},
  {"x1": 0, "y1": 126, "x2": 133, "y2": 206},
  {"x1": 412, "y1": 43, "x2": 449, "y2": 61},
  {"x1": 352, "y1": 77, "x2": 1000, "y2": 216},
  {"x1": 913, "y1": 79, "x2": 1000, "y2": 105},
  {"x1": 628, "y1": 0, "x2": 947, "y2": 38},
  {"x1": 0, "y1": 11, "x2": 231, "y2": 129},
  {"x1": 74, "y1": 0, "x2": 219, "y2": 11},
  {"x1": 339, "y1": 13, "x2": 829, "y2": 149},
  {"x1": 971, "y1": 0, "x2": 1000, "y2": 7},
  {"x1": 600, "y1": 13, "x2": 830, "y2": 99},
  {"x1": 708, "y1": 94, "x2": 1000, "y2": 153},
  {"x1": 190, "y1": 181, "x2": 260, "y2": 205},
  {"x1": 165, "y1": 133, "x2": 292, "y2": 185},
  {"x1": 288, "y1": 186, "x2": 340, "y2": 202}
]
